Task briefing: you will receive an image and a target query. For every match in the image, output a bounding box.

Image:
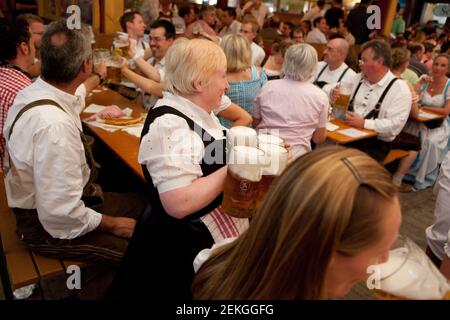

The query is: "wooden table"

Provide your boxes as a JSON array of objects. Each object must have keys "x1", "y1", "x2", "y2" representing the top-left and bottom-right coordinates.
[
  {"x1": 326, "y1": 119, "x2": 378, "y2": 144},
  {"x1": 416, "y1": 109, "x2": 446, "y2": 123},
  {"x1": 83, "y1": 87, "x2": 145, "y2": 180}
]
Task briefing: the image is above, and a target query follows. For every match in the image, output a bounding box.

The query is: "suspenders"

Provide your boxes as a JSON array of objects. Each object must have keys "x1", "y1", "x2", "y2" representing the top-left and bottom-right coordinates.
[
  {"x1": 314, "y1": 64, "x2": 350, "y2": 88},
  {"x1": 348, "y1": 78, "x2": 399, "y2": 120}
]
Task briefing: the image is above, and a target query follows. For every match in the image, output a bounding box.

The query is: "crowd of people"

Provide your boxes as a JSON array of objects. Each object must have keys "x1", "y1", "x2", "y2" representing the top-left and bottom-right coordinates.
[{"x1": 0, "y1": 0, "x2": 450, "y2": 300}]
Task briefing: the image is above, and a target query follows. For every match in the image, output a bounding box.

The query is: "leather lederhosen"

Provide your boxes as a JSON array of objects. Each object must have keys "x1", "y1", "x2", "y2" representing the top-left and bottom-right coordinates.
[{"x1": 346, "y1": 78, "x2": 399, "y2": 162}]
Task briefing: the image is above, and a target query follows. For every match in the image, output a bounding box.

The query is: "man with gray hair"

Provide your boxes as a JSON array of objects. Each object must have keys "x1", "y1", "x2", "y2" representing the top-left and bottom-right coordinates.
[
  {"x1": 331, "y1": 40, "x2": 412, "y2": 162},
  {"x1": 313, "y1": 37, "x2": 356, "y2": 93},
  {"x1": 3, "y1": 20, "x2": 146, "y2": 263}
]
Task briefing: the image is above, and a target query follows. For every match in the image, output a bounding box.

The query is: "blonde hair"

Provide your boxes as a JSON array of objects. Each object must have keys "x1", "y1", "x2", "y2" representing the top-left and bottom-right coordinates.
[
  {"x1": 391, "y1": 47, "x2": 410, "y2": 71},
  {"x1": 164, "y1": 38, "x2": 227, "y2": 95},
  {"x1": 193, "y1": 146, "x2": 398, "y2": 300},
  {"x1": 221, "y1": 34, "x2": 251, "y2": 73},
  {"x1": 270, "y1": 39, "x2": 294, "y2": 57}
]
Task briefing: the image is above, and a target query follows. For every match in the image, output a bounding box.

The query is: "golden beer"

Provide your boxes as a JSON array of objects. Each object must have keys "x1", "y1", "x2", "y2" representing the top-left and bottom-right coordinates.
[
  {"x1": 222, "y1": 170, "x2": 260, "y2": 218},
  {"x1": 334, "y1": 93, "x2": 351, "y2": 110},
  {"x1": 107, "y1": 66, "x2": 122, "y2": 84},
  {"x1": 255, "y1": 175, "x2": 276, "y2": 209},
  {"x1": 222, "y1": 146, "x2": 265, "y2": 218}
]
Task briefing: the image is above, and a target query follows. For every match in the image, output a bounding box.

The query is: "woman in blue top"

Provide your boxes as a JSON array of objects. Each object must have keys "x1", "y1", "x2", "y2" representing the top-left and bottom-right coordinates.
[
  {"x1": 219, "y1": 34, "x2": 267, "y2": 128},
  {"x1": 408, "y1": 54, "x2": 450, "y2": 190}
]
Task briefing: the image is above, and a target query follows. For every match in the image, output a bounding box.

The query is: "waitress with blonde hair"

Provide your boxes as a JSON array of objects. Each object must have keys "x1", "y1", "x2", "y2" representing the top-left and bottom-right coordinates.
[
  {"x1": 109, "y1": 38, "x2": 231, "y2": 299},
  {"x1": 193, "y1": 146, "x2": 402, "y2": 299}
]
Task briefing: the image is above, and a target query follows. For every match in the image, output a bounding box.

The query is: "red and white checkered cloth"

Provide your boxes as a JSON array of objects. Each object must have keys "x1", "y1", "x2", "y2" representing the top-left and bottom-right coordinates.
[
  {"x1": 0, "y1": 66, "x2": 32, "y2": 169},
  {"x1": 201, "y1": 206, "x2": 249, "y2": 243}
]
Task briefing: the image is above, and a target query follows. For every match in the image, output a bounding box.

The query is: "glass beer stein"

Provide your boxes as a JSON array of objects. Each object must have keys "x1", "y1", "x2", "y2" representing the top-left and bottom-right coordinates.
[
  {"x1": 112, "y1": 32, "x2": 130, "y2": 58},
  {"x1": 371, "y1": 236, "x2": 450, "y2": 300},
  {"x1": 222, "y1": 146, "x2": 265, "y2": 218},
  {"x1": 333, "y1": 81, "x2": 353, "y2": 120},
  {"x1": 255, "y1": 143, "x2": 288, "y2": 209}
]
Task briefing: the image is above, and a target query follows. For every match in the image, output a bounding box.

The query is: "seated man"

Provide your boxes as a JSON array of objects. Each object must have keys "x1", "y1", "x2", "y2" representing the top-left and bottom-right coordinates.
[
  {"x1": 306, "y1": 17, "x2": 328, "y2": 44},
  {"x1": 0, "y1": 17, "x2": 35, "y2": 170},
  {"x1": 331, "y1": 40, "x2": 411, "y2": 162},
  {"x1": 313, "y1": 37, "x2": 356, "y2": 93},
  {"x1": 120, "y1": 10, "x2": 151, "y2": 60},
  {"x1": 3, "y1": 20, "x2": 146, "y2": 263}
]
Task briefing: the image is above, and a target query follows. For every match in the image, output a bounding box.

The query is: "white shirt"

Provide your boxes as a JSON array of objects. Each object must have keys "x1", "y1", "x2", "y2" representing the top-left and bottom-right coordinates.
[
  {"x1": 251, "y1": 42, "x2": 265, "y2": 67},
  {"x1": 3, "y1": 77, "x2": 102, "y2": 239},
  {"x1": 242, "y1": 2, "x2": 271, "y2": 29},
  {"x1": 306, "y1": 28, "x2": 327, "y2": 44},
  {"x1": 301, "y1": 6, "x2": 325, "y2": 22},
  {"x1": 219, "y1": 20, "x2": 241, "y2": 37},
  {"x1": 135, "y1": 35, "x2": 150, "y2": 59},
  {"x1": 138, "y1": 92, "x2": 226, "y2": 194},
  {"x1": 142, "y1": 56, "x2": 166, "y2": 110},
  {"x1": 314, "y1": 61, "x2": 357, "y2": 95},
  {"x1": 426, "y1": 151, "x2": 450, "y2": 260},
  {"x1": 193, "y1": 237, "x2": 236, "y2": 273},
  {"x1": 344, "y1": 71, "x2": 411, "y2": 142}
]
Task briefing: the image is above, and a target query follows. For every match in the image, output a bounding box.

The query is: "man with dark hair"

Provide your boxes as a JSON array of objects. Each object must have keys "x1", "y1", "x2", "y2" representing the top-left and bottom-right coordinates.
[
  {"x1": 119, "y1": 11, "x2": 150, "y2": 59},
  {"x1": 3, "y1": 20, "x2": 146, "y2": 263},
  {"x1": 346, "y1": 0, "x2": 371, "y2": 44},
  {"x1": 0, "y1": 18, "x2": 35, "y2": 170},
  {"x1": 124, "y1": 19, "x2": 175, "y2": 110},
  {"x1": 330, "y1": 40, "x2": 412, "y2": 162},
  {"x1": 306, "y1": 17, "x2": 328, "y2": 44},
  {"x1": 218, "y1": 7, "x2": 241, "y2": 37},
  {"x1": 325, "y1": 0, "x2": 344, "y2": 31},
  {"x1": 408, "y1": 43, "x2": 429, "y2": 77}
]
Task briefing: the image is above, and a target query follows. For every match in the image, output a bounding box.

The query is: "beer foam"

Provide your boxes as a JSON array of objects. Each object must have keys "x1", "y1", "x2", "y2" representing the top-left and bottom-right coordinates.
[
  {"x1": 228, "y1": 146, "x2": 264, "y2": 182},
  {"x1": 378, "y1": 248, "x2": 450, "y2": 299},
  {"x1": 258, "y1": 143, "x2": 288, "y2": 176},
  {"x1": 227, "y1": 126, "x2": 257, "y2": 147},
  {"x1": 258, "y1": 134, "x2": 284, "y2": 147}
]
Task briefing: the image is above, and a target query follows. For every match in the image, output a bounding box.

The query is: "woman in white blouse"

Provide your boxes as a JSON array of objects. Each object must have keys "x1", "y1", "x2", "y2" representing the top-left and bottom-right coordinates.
[{"x1": 109, "y1": 38, "x2": 229, "y2": 299}]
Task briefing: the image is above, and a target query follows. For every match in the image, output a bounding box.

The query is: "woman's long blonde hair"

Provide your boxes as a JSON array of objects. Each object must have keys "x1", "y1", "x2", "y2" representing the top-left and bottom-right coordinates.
[{"x1": 193, "y1": 146, "x2": 397, "y2": 300}]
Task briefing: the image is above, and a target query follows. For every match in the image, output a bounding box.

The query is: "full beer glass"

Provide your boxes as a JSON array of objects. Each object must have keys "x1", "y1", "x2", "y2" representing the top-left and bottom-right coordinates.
[
  {"x1": 255, "y1": 143, "x2": 288, "y2": 209},
  {"x1": 112, "y1": 32, "x2": 130, "y2": 58},
  {"x1": 333, "y1": 81, "x2": 353, "y2": 120},
  {"x1": 222, "y1": 146, "x2": 265, "y2": 218},
  {"x1": 106, "y1": 54, "x2": 122, "y2": 84},
  {"x1": 371, "y1": 236, "x2": 450, "y2": 300}
]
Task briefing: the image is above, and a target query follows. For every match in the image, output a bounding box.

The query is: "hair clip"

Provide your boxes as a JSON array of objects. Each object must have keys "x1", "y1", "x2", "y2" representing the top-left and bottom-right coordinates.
[{"x1": 341, "y1": 157, "x2": 364, "y2": 185}]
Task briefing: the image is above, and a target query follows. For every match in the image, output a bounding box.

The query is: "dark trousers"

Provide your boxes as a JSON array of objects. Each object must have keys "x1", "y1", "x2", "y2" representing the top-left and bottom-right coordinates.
[
  {"x1": 346, "y1": 137, "x2": 392, "y2": 163},
  {"x1": 13, "y1": 192, "x2": 147, "y2": 263}
]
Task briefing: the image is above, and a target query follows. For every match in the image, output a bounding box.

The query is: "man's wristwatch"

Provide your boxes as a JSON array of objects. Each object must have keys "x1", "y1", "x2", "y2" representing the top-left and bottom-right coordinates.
[{"x1": 93, "y1": 71, "x2": 105, "y2": 85}]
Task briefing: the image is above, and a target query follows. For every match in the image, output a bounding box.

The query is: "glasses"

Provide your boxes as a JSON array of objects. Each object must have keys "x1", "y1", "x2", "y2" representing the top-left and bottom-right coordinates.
[{"x1": 149, "y1": 36, "x2": 166, "y2": 43}]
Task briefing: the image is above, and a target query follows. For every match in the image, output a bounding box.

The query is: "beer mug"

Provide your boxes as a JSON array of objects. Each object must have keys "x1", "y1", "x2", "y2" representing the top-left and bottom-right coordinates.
[
  {"x1": 255, "y1": 143, "x2": 288, "y2": 209},
  {"x1": 106, "y1": 54, "x2": 122, "y2": 84},
  {"x1": 333, "y1": 81, "x2": 353, "y2": 120},
  {"x1": 257, "y1": 133, "x2": 284, "y2": 147},
  {"x1": 93, "y1": 48, "x2": 110, "y2": 67},
  {"x1": 372, "y1": 236, "x2": 450, "y2": 300},
  {"x1": 227, "y1": 126, "x2": 258, "y2": 148},
  {"x1": 113, "y1": 32, "x2": 130, "y2": 58},
  {"x1": 222, "y1": 146, "x2": 266, "y2": 218}
]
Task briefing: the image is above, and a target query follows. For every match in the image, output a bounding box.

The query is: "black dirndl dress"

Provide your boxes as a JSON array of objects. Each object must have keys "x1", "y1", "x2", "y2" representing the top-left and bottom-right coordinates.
[{"x1": 108, "y1": 106, "x2": 226, "y2": 299}]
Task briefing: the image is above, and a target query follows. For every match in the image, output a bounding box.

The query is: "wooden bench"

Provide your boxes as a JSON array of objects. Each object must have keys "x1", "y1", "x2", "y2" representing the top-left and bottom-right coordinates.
[
  {"x1": 383, "y1": 149, "x2": 410, "y2": 166},
  {"x1": 0, "y1": 172, "x2": 86, "y2": 300}
]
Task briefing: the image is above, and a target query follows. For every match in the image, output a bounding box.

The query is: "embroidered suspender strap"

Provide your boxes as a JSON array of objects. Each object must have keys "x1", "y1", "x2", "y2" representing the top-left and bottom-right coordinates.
[
  {"x1": 314, "y1": 63, "x2": 328, "y2": 83},
  {"x1": 364, "y1": 78, "x2": 399, "y2": 120},
  {"x1": 347, "y1": 81, "x2": 363, "y2": 112},
  {"x1": 337, "y1": 67, "x2": 350, "y2": 82},
  {"x1": 8, "y1": 99, "x2": 64, "y2": 139}
]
